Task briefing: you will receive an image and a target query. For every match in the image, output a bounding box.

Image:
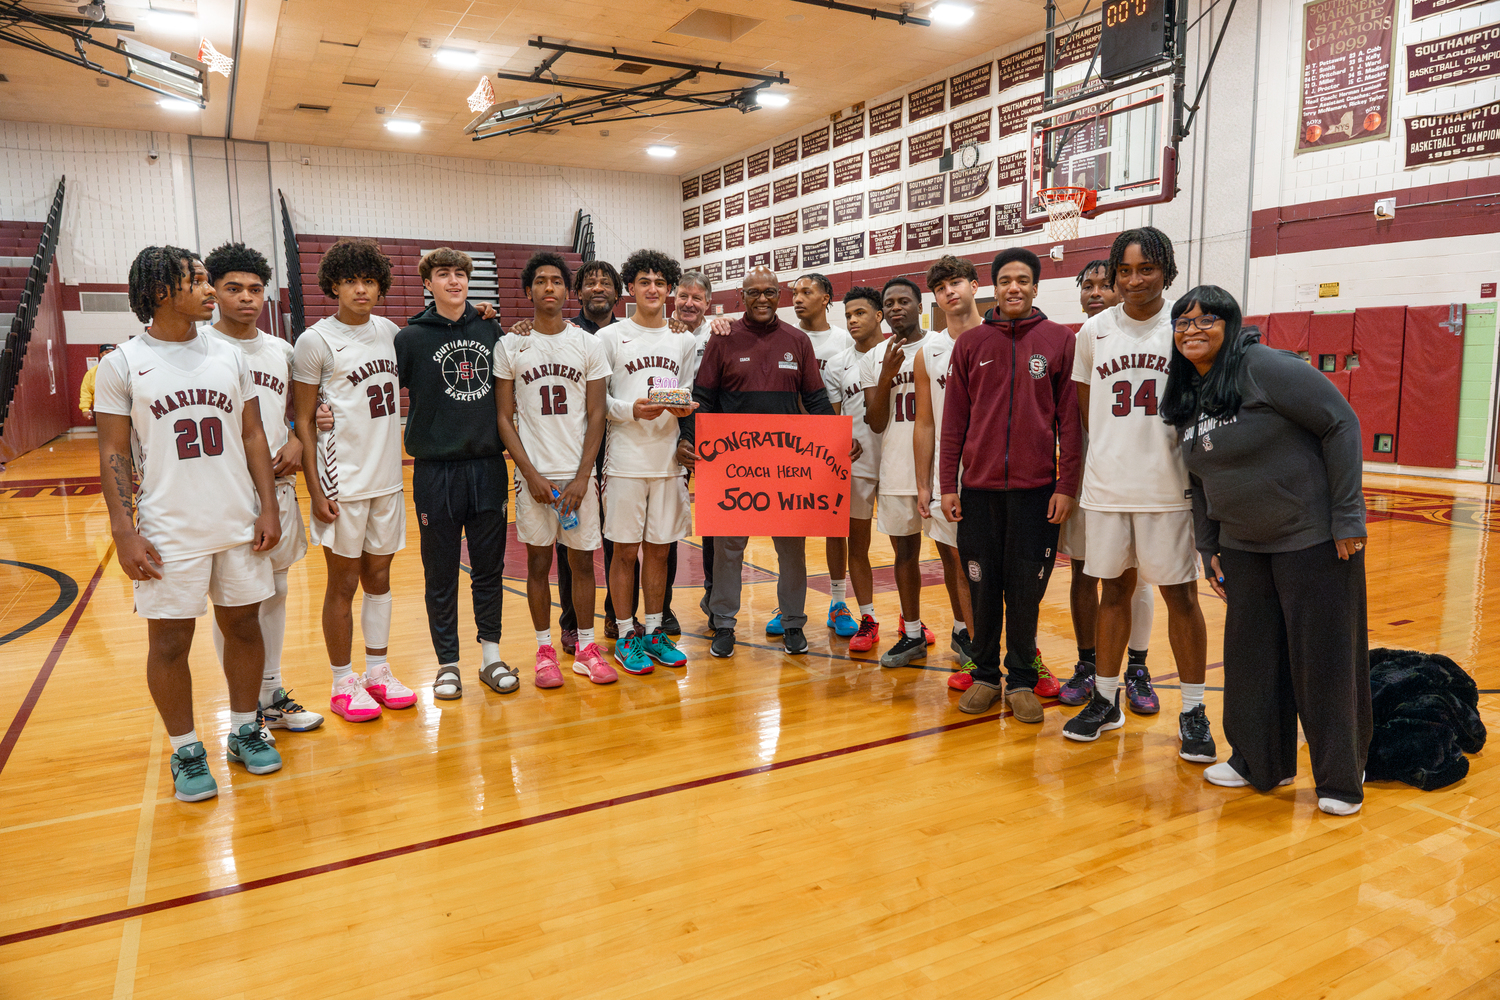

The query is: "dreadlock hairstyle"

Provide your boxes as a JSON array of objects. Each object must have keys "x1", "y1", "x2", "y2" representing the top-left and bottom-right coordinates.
[
  {"x1": 203, "y1": 241, "x2": 272, "y2": 285},
  {"x1": 843, "y1": 285, "x2": 883, "y2": 313},
  {"x1": 317, "y1": 237, "x2": 392, "y2": 298},
  {"x1": 991, "y1": 247, "x2": 1041, "y2": 284},
  {"x1": 925, "y1": 255, "x2": 979, "y2": 290},
  {"x1": 522, "y1": 251, "x2": 572, "y2": 294},
  {"x1": 1075, "y1": 258, "x2": 1110, "y2": 285},
  {"x1": 1160, "y1": 284, "x2": 1258, "y2": 429},
  {"x1": 621, "y1": 249, "x2": 682, "y2": 288},
  {"x1": 418, "y1": 247, "x2": 473, "y2": 282},
  {"x1": 128, "y1": 245, "x2": 199, "y2": 322},
  {"x1": 573, "y1": 259, "x2": 622, "y2": 297},
  {"x1": 881, "y1": 275, "x2": 922, "y2": 302},
  {"x1": 795, "y1": 272, "x2": 834, "y2": 299},
  {"x1": 1106, "y1": 227, "x2": 1178, "y2": 290}
]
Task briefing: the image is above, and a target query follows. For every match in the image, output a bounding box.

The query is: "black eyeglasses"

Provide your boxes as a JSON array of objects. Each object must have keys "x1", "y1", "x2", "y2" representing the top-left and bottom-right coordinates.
[
  {"x1": 743, "y1": 287, "x2": 780, "y2": 300},
  {"x1": 1173, "y1": 314, "x2": 1221, "y2": 332}
]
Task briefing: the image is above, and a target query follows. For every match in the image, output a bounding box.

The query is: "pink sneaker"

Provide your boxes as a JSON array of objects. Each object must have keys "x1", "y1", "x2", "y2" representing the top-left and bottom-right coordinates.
[
  {"x1": 899, "y1": 617, "x2": 936, "y2": 646},
  {"x1": 363, "y1": 663, "x2": 417, "y2": 709},
  {"x1": 330, "y1": 673, "x2": 382, "y2": 722},
  {"x1": 572, "y1": 642, "x2": 618, "y2": 685},
  {"x1": 535, "y1": 645, "x2": 564, "y2": 688}
]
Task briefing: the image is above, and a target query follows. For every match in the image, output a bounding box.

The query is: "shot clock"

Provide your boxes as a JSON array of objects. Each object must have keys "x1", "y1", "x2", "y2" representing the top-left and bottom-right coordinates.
[{"x1": 1100, "y1": 0, "x2": 1173, "y2": 79}]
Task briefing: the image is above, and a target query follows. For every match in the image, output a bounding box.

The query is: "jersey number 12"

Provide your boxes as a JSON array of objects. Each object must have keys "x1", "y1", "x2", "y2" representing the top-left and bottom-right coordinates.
[{"x1": 538, "y1": 385, "x2": 568, "y2": 415}]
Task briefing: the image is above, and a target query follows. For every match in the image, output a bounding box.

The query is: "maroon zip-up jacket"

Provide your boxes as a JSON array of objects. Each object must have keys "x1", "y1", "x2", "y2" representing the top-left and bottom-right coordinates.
[{"x1": 939, "y1": 308, "x2": 1082, "y2": 496}]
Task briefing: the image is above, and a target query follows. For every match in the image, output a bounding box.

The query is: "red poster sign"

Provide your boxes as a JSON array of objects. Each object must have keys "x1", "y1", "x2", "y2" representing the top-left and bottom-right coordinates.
[
  {"x1": 1298, "y1": 0, "x2": 1395, "y2": 153},
  {"x1": 693, "y1": 414, "x2": 853, "y2": 537}
]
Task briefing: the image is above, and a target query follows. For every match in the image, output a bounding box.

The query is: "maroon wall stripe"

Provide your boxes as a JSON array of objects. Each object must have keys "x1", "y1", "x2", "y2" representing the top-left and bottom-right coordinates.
[{"x1": 1251, "y1": 175, "x2": 1500, "y2": 258}]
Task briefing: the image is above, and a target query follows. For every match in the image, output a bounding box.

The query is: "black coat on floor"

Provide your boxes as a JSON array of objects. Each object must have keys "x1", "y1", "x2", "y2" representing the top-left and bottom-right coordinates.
[{"x1": 1366, "y1": 648, "x2": 1487, "y2": 791}]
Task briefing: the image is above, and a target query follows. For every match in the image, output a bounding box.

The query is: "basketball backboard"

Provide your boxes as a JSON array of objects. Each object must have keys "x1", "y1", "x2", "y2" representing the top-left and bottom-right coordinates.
[{"x1": 1022, "y1": 74, "x2": 1177, "y2": 228}]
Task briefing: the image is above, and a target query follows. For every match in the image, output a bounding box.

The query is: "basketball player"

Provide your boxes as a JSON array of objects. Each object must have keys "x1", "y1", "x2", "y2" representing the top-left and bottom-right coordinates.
[
  {"x1": 765, "y1": 273, "x2": 858, "y2": 639},
  {"x1": 862, "y1": 277, "x2": 936, "y2": 668},
  {"x1": 202, "y1": 242, "x2": 323, "y2": 735},
  {"x1": 827, "y1": 286, "x2": 886, "y2": 652},
  {"x1": 397, "y1": 247, "x2": 513, "y2": 700},
  {"x1": 292, "y1": 238, "x2": 418, "y2": 723},
  {"x1": 1057, "y1": 260, "x2": 1159, "y2": 711},
  {"x1": 1062, "y1": 228, "x2": 1217, "y2": 763},
  {"x1": 96, "y1": 246, "x2": 282, "y2": 801},
  {"x1": 599, "y1": 249, "x2": 697, "y2": 674},
  {"x1": 940, "y1": 248, "x2": 1081, "y2": 722},
  {"x1": 912, "y1": 256, "x2": 978, "y2": 681},
  {"x1": 494, "y1": 251, "x2": 614, "y2": 687},
  {"x1": 685, "y1": 266, "x2": 835, "y2": 658},
  {"x1": 675, "y1": 271, "x2": 717, "y2": 626}
]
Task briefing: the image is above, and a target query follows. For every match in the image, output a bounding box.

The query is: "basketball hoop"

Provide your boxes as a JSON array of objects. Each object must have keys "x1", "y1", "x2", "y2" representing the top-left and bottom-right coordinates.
[
  {"x1": 467, "y1": 76, "x2": 496, "y2": 114},
  {"x1": 1038, "y1": 187, "x2": 1096, "y2": 241},
  {"x1": 197, "y1": 37, "x2": 234, "y2": 78}
]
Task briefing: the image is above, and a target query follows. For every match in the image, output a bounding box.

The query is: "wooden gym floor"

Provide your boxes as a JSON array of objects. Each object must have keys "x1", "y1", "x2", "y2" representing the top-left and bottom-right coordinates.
[{"x1": 0, "y1": 436, "x2": 1496, "y2": 1000}]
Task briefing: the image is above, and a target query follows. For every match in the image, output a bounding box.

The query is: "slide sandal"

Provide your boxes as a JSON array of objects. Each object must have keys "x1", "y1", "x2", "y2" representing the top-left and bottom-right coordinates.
[
  {"x1": 433, "y1": 665, "x2": 463, "y2": 701},
  {"x1": 479, "y1": 660, "x2": 520, "y2": 694}
]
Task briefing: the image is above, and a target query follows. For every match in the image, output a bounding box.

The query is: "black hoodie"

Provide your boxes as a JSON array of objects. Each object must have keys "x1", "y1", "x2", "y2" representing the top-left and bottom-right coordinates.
[{"x1": 395, "y1": 302, "x2": 504, "y2": 461}]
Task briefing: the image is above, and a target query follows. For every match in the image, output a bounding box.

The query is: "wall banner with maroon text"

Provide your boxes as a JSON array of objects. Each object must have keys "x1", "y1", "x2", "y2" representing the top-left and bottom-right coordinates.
[{"x1": 1297, "y1": 0, "x2": 1395, "y2": 153}]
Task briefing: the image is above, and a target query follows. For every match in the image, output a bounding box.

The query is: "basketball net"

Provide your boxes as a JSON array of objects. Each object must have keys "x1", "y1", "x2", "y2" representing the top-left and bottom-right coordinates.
[
  {"x1": 1040, "y1": 188, "x2": 1087, "y2": 241},
  {"x1": 467, "y1": 76, "x2": 496, "y2": 113},
  {"x1": 198, "y1": 38, "x2": 234, "y2": 77}
]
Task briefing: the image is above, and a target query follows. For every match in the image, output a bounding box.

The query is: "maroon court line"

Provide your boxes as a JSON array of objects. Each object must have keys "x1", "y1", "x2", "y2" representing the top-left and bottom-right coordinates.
[
  {"x1": 0, "y1": 547, "x2": 111, "y2": 776},
  {"x1": 0, "y1": 708, "x2": 1013, "y2": 948}
]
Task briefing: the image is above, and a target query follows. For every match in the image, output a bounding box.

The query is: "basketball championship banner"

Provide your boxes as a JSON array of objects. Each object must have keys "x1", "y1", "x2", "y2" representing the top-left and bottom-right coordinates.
[
  {"x1": 1406, "y1": 25, "x2": 1500, "y2": 94},
  {"x1": 1412, "y1": 0, "x2": 1486, "y2": 19},
  {"x1": 693, "y1": 414, "x2": 853, "y2": 537},
  {"x1": 1297, "y1": 0, "x2": 1395, "y2": 153},
  {"x1": 1405, "y1": 101, "x2": 1500, "y2": 168}
]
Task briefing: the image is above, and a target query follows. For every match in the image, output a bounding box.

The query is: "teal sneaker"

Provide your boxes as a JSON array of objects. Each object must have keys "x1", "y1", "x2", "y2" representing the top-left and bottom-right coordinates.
[
  {"x1": 170, "y1": 742, "x2": 218, "y2": 802},
  {"x1": 765, "y1": 611, "x2": 785, "y2": 636},
  {"x1": 643, "y1": 630, "x2": 688, "y2": 667},
  {"x1": 613, "y1": 632, "x2": 655, "y2": 675},
  {"x1": 227, "y1": 723, "x2": 283, "y2": 775},
  {"x1": 827, "y1": 601, "x2": 859, "y2": 637}
]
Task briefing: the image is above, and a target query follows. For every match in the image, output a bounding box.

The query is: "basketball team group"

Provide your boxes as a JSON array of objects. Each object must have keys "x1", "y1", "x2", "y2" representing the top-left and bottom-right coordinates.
[{"x1": 94, "y1": 223, "x2": 1372, "y2": 817}]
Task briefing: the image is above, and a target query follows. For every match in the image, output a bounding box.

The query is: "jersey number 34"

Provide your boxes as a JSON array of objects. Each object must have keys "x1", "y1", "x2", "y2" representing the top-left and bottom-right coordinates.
[{"x1": 1111, "y1": 378, "x2": 1158, "y2": 417}]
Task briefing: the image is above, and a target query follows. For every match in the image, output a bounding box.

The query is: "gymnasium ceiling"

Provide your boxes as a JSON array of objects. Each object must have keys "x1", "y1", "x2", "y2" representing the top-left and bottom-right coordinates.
[{"x1": 1, "y1": 0, "x2": 1086, "y2": 173}]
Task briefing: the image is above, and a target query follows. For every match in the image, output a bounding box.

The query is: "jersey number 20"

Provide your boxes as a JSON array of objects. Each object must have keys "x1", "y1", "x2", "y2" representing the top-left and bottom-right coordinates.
[{"x1": 174, "y1": 417, "x2": 224, "y2": 460}]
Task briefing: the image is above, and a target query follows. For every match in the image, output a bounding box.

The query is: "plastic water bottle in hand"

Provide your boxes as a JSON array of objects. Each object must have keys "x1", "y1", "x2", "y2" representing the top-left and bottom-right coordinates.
[{"x1": 551, "y1": 487, "x2": 579, "y2": 530}]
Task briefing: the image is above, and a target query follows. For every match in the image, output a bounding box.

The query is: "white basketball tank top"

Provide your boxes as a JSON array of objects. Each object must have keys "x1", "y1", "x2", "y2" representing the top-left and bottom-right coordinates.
[
  {"x1": 206, "y1": 328, "x2": 295, "y2": 482},
  {"x1": 923, "y1": 330, "x2": 955, "y2": 492},
  {"x1": 864, "y1": 335, "x2": 925, "y2": 496},
  {"x1": 307, "y1": 317, "x2": 403, "y2": 502}
]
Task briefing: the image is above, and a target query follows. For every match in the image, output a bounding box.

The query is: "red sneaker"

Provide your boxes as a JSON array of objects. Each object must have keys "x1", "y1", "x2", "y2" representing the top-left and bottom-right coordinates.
[
  {"x1": 572, "y1": 642, "x2": 618, "y2": 685},
  {"x1": 948, "y1": 662, "x2": 976, "y2": 691},
  {"x1": 848, "y1": 615, "x2": 880, "y2": 653},
  {"x1": 899, "y1": 617, "x2": 936, "y2": 646},
  {"x1": 1033, "y1": 650, "x2": 1061, "y2": 698}
]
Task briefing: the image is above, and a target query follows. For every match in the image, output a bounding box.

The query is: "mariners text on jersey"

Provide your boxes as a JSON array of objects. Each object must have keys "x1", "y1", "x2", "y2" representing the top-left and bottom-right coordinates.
[
  {"x1": 1095, "y1": 352, "x2": 1170, "y2": 379},
  {"x1": 518, "y1": 361, "x2": 585, "y2": 385},
  {"x1": 148, "y1": 388, "x2": 236, "y2": 419},
  {"x1": 346, "y1": 358, "x2": 399, "y2": 386},
  {"x1": 250, "y1": 370, "x2": 286, "y2": 395},
  {"x1": 623, "y1": 355, "x2": 683, "y2": 376}
]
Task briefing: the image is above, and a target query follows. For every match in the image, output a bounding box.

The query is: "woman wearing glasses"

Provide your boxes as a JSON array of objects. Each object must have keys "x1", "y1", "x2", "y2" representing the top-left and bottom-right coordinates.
[{"x1": 1160, "y1": 286, "x2": 1371, "y2": 816}]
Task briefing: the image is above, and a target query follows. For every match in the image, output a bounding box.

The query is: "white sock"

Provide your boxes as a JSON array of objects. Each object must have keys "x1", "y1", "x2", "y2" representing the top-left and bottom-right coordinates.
[
  {"x1": 616, "y1": 617, "x2": 634, "y2": 637},
  {"x1": 436, "y1": 662, "x2": 460, "y2": 694},
  {"x1": 169, "y1": 729, "x2": 200, "y2": 753},
  {"x1": 259, "y1": 572, "x2": 288, "y2": 703},
  {"x1": 1096, "y1": 674, "x2": 1121, "y2": 703},
  {"x1": 860, "y1": 603, "x2": 875, "y2": 618},
  {"x1": 229, "y1": 709, "x2": 257, "y2": 733},
  {"x1": 366, "y1": 653, "x2": 388, "y2": 674},
  {"x1": 830, "y1": 579, "x2": 847, "y2": 603},
  {"x1": 1181, "y1": 683, "x2": 1206, "y2": 712},
  {"x1": 904, "y1": 619, "x2": 924, "y2": 639},
  {"x1": 954, "y1": 621, "x2": 968, "y2": 636},
  {"x1": 481, "y1": 639, "x2": 500, "y2": 663},
  {"x1": 577, "y1": 627, "x2": 596, "y2": 647},
  {"x1": 536, "y1": 629, "x2": 552, "y2": 648},
  {"x1": 331, "y1": 662, "x2": 353, "y2": 682},
  {"x1": 361, "y1": 589, "x2": 393, "y2": 649},
  {"x1": 645, "y1": 612, "x2": 664, "y2": 633}
]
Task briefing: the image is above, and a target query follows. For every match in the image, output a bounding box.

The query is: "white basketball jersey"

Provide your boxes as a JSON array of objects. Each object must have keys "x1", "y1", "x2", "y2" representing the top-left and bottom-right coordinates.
[
  {"x1": 293, "y1": 315, "x2": 404, "y2": 502},
  {"x1": 109, "y1": 335, "x2": 259, "y2": 561},
  {"x1": 599, "y1": 319, "x2": 698, "y2": 478},
  {"x1": 1072, "y1": 300, "x2": 1190, "y2": 512},
  {"x1": 922, "y1": 329, "x2": 957, "y2": 493},
  {"x1": 859, "y1": 334, "x2": 926, "y2": 496},
  {"x1": 802, "y1": 324, "x2": 855, "y2": 377},
  {"x1": 498, "y1": 323, "x2": 611, "y2": 480},
  {"x1": 205, "y1": 327, "x2": 294, "y2": 480},
  {"x1": 830, "y1": 344, "x2": 882, "y2": 481}
]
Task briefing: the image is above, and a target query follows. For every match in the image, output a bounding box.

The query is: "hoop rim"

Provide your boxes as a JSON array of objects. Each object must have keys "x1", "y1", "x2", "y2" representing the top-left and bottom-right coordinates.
[{"x1": 1037, "y1": 186, "x2": 1092, "y2": 205}]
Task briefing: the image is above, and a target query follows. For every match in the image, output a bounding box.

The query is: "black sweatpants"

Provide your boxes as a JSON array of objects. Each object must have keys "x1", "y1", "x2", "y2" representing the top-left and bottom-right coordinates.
[
  {"x1": 957, "y1": 485, "x2": 1059, "y2": 690},
  {"x1": 412, "y1": 457, "x2": 508, "y2": 666},
  {"x1": 1219, "y1": 542, "x2": 1371, "y2": 804},
  {"x1": 557, "y1": 539, "x2": 679, "y2": 628}
]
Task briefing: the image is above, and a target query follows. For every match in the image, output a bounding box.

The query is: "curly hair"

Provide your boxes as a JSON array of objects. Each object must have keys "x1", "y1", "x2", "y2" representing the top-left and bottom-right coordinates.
[
  {"x1": 128, "y1": 245, "x2": 199, "y2": 323},
  {"x1": 1075, "y1": 259, "x2": 1110, "y2": 285},
  {"x1": 317, "y1": 237, "x2": 392, "y2": 298},
  {"x1": 795, "y1": 272, "x2": 833, "y2": 299},
  {"x1": 881, "y1": 276, "x2": 922, "y2": 302},
  {"x1": 843, "y1": 285, "x2": 883, "y2": 313},
  {"x1": 203, "y1": 241, "x2": 272, "y2": 285},
  {"x1": 621, "y1": 249, "x2": 682, "y2": 288},
  {"x1": 1107, "y1": 226, "x2": 1178, "y2": 290},
  {"x1": 991, "y1": 248, "x2": 1040, "y2": 284},
  {"x1": 522, "y1": 251, "x2": 572, "y2": 294},
  {"x1": 574, "y1": 259, "x2": 622, "y2": 297},
  {"x1": 419, "y1": 247, "x2": 473, "y2": 282},
  {"x1": 925, "y1": 255, "x2": 978, "y2": 291}
]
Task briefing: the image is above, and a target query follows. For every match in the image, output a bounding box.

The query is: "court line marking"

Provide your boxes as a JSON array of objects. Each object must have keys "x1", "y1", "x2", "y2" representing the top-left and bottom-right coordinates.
[
  {"x1": 0, "y1": 559, "x2": 80, "y2": 646},
  {"x1": 1401, "y1": 802, "x2": 1500, "y2": 839},
  {"x1": 0, "y1": 708, "x2": 1016, "y2": 948},
  {"x1": 0, "y1": 547, "x2": 111, "y2": 776},
  {"x1": 111, "y1": 718, "x2": 164, "y2": 1000}
]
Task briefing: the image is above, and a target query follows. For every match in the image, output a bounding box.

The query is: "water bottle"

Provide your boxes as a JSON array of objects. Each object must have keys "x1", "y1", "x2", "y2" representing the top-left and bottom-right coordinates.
[{"x1": 551, "y1": 488, "x2": 579, "y2": 530}]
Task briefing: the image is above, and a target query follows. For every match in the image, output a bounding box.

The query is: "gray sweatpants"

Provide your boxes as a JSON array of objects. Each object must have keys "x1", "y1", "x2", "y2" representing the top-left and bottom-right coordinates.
[{"x1": 708, "y1": 536, "x2": 808, "y2": 631}]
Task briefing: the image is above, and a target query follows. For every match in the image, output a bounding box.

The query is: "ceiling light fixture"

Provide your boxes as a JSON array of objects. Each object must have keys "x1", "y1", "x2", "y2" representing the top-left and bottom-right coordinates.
[
  {"x1": 385, "y1": 119, "x2": 422, "y2": 134},
  {"x1": 756, "y1": 91, "x2": 789, "y2": 107},
  {"x1": 434, "y1": 47, "x2": 480, "y2": 69},
  {"x1": 930, "y1": 2, "x2": 974, "y2": 24},
  {"x1": 646, "y1": 145, "x2": 677, "y2": 158},
  {"x1": 158, "y1": 97, "x2": 199, "y2": 112}
]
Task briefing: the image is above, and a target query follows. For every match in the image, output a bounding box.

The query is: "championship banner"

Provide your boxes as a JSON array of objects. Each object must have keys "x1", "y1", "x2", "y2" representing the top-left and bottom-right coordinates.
[
  {"x1": 693, "y1": 414, "x2": 853, "y2": 537},
  {"x1": 1297, "y1": 0, "x2": 1395, "y2": 153}
]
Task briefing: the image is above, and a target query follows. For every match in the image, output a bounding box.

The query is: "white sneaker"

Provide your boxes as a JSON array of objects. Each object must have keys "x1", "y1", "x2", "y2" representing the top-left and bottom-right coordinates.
[
  {"x1": 1318, "y1": 797, "x2": 1362, "y2": 816},
  {"x1": 330, "y1": 673, "x2": 382, "y2": 722},
  {"x1": 260, "y1": 687, "x2": 325, "y2": 732},
  {"x1": 363, "y1": 663, "x2": 418, "y2": 709},
  {"x1": 1205, "y1": 761, "x2": 1296, "y2": 788}
]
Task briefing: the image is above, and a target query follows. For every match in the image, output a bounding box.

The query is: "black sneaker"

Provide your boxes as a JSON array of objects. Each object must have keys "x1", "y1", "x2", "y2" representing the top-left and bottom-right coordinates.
[
  {"x1": 710, "y1": 627, "x2": 736, "y2": 658},
  {"x1": 783, "y1": 627, "x2": 808, "y2": 654},
  {"x1": 1062, "y1": 689, "x2": 1124, "y2": 742},
  {"x1": 1178, "y1": 705, "x2": 1218, "y2": 763},
  {"x1": 661, "y1": 608, "x2": 681, "y2": 636},
  {"x1": 1123, "y1": 664, "x2": 1160, "y2": 714},
  {"x1": 949, "y1": 628, "x2": 974, "y2": 663},
  {"x1": 880, "y1": 632, "x2": 929, "y2": 667}
]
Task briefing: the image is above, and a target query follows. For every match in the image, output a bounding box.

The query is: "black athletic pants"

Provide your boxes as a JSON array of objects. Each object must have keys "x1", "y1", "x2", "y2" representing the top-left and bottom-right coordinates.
[
  {"x1": 412, "y1": 457, "x2": 507, "y2": 666},
  {"x1": 957, "y1": 485, "x2": 1059, "y2": 691},
  {"x1": 1219, "y1": 542, "x2": 1371, "y2": 804},
  {"x1": 556, "y1": 536, "x2": 679, "y2": 628}
]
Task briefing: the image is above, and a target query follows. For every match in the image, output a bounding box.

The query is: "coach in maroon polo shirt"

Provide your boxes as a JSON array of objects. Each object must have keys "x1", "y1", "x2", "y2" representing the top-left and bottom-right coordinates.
[
  {"x1": 681, "y1": 267, "x2": 834, "y2": 659},
  {"x1": 940, "y1": 248, "x2": 1083, "y2": 721}
]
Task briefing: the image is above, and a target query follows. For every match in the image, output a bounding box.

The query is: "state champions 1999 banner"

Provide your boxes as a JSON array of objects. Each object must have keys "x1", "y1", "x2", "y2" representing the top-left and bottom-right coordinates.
[{"x1": 692, "y1": 414, "x2": 853, "y2": 537}]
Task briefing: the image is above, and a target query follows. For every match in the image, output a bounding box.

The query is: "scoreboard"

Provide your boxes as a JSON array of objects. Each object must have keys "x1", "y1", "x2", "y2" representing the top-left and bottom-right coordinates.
[{"x1": 1100, "y1": 0, "x2": 1172, "y2": 79}]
